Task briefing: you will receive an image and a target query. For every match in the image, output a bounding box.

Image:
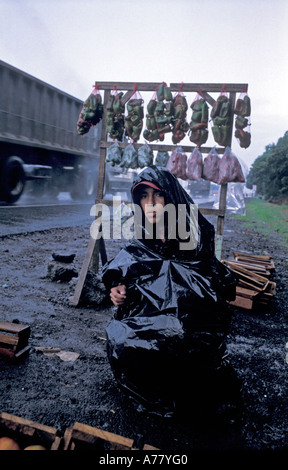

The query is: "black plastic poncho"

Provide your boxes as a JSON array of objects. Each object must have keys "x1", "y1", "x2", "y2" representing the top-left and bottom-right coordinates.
[{"x1": 102, "y1": 165, "x2": 237, "y2": 413}]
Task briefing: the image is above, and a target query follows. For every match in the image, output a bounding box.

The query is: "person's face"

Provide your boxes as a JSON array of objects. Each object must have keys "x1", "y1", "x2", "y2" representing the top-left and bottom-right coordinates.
[{"x1": 139, "y1": 187, "x2": 165, "y2": 224}]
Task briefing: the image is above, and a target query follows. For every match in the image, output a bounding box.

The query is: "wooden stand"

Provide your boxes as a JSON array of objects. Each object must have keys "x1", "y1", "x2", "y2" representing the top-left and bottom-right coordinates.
[{"x1": 70, "y1": 81, "x2": 247, "y2": 306}]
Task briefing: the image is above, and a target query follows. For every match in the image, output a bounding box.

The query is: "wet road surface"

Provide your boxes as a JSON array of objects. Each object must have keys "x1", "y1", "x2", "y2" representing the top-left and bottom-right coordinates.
[{"x1": 0, "y1": 194, "x2": 94, "y2": 237}]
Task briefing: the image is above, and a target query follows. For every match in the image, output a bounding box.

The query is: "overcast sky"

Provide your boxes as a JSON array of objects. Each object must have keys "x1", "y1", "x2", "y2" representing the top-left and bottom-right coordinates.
[{"x1": 0, "y1": 0, "x2": 287, "y2": 169}]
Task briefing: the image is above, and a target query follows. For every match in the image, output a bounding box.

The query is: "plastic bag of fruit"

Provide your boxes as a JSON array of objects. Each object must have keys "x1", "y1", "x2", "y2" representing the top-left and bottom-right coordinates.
[
  {"x1": 203, "y1": 147, "x2": 221, "y2": 184},
  {"x1": 187, "y1": 147, "x2": 203, "y2": 181},
  {"x1": 77, "y1": 84, "x2": 103, "y2": 135},
  {"x1": 234, "y1": 87, "x2": 251, "y2": 149},
  {"x1": 124, "y1": 84, "x2": 144, "y2": 142},
  {"x1": 166, "y1": 146, "x2": 187, "y2": 180}
]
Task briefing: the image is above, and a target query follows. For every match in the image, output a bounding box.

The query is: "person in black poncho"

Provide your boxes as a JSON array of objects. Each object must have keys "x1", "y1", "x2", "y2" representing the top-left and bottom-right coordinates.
[{"x1": 102, "y1": 165, "x2": 241, "y2": 416}]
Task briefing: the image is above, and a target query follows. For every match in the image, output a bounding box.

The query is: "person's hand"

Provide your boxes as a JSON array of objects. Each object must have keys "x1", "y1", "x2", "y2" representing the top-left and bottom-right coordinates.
[{"x1": 110, "y1": 285, "x2": 126, "y2": 307}]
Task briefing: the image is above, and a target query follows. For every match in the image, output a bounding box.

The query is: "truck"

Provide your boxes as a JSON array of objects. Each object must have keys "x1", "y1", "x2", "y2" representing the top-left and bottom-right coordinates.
[{"x1": 0, "y1": 60, "x2": 135, "y2": 204}]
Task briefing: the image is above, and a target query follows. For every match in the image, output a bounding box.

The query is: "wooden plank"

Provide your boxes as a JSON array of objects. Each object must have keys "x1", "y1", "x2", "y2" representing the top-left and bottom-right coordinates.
[
  {"x1": 64, "y1": 422, "x2": 135, "y2": 450},
  {"x1": 170, "y1": 83, "x2": 248, "y2": 93},
  {"x1": 69, "y1": 233, "x2": 100, "y2": 307},
  {"x1": 0, "y1": 321, "x2": 28, "y2": 334},
  {"x1": 235, "y1": 286, "x2": 260, "y2": 299},
  {"x1": 233, "y1": 251, "x2": 272, "y2": 261},
  {"x1": 95, "y1": 81, "x2": 161, "y2": 91},
  {"x1": 0, "y1": 333, "x2": 18, "y2": 347},
  {"x1": 225, "y1": 260, "x2": 270, "y2": 276},
  {"x1": 229, "y1": 296, "x2": 253, "y2": 310}
]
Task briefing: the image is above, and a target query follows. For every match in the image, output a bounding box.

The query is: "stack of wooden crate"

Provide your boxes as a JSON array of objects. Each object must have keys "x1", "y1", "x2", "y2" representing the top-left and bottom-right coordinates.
[{"x1": 222, "y1": 251, "x2": 276, "y2": 310}]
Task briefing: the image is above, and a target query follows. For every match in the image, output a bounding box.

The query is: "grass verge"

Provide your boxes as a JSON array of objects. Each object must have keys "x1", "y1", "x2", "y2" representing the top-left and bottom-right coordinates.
[{"x1": 233, "y1": 198, "x2": 288, "y2": 246}]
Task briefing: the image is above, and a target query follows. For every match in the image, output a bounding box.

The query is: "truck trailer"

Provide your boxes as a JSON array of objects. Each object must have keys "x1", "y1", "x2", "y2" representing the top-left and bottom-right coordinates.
[{"x1": 0, "y1": 60, "x2": 101, "y2": 203}]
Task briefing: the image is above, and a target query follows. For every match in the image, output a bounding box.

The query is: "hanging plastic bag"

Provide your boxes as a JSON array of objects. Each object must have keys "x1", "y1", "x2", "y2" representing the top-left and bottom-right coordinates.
[
  {"x1": 211, "y1": 85, "x2": 232, "y2": 147},
  {"x1": 218, "y1": 147, "x2": 245, "y2": 184},
  {"x1": 120, "y1": 143, "x2": 138, "y2": 169},
  {"x1": 106, "y1": 85, "x2": 125, "y2": 141},
  {"x1": 189, "y1": 90, "x2": 209, "y2": 146},
  {"x1": 172, "y1": 83, "x2": 189, "y2": 144},
  {"x1": 143, "y1": 83, "x2": 173, "y2": 143},
  {"x1": 77, "y1": 85, "x2": 103, "y2": 135},
  {"x1": 137, "y1": 143, "x2": 154, "y2": 168},
  {"x1": 187, "y1": 147, "x2": 203, "y2": 181},
  {"x1": 124, "y1": 84, "x2": 144, "y2": 142},
  {"x1": 166, "y1": 146, "x2": 187, "y2": 180},
  {"x1": 155, "y1": 150, "x2": 169, "y2": 167},
  {"x1": 213, "y1": 182, "x2": 246, "y2": 216},
  {"x1": 234, "y1": 87, "x2": 251, "y2": 149},
  {"x1": 106, "y1": 141, "x2": 122, "y2": 167},
  {"x1": 203, "y1": 147, "x2": 221, "y2": 184}
]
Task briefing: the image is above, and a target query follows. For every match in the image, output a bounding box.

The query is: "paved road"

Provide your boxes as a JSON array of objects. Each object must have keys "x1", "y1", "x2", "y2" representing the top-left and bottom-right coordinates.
[
  {"x1": 0, "y1": 194, "x2": 95, "y2": 237},
  {"x1": 0, "y1": 191, "x2": 216, "y2": 237}
]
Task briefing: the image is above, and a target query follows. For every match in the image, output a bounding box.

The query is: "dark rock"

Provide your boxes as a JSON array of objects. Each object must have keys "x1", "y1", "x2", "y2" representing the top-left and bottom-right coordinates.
[
  {"x1": 52, "y1": 252, "x2": 76, "y2": 263},
  {"x1": 47, "y1": 261, "x2": 78, "y2": 282}
]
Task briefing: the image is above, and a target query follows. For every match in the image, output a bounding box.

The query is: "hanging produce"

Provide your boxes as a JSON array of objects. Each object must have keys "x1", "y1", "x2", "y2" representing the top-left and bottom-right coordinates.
[
  {"x1": 187, "y1": 147, "x2": 203, "y2": 181},
  {"x1": 234, "y1": 88, "x2": 251, "y2": 149},
  {"x1": 171, "y1": 83, "x2": 189, "y2": 144},
  {"x1": 106, "y1": 85, "x2": 125, "y2": 141},
  {"x1": 188, "y1": 90, "x2": 209, "y2": 146},
  {"x1": 137, "y1": 143, "x2": 154, "y2": 168},
  {"x1": 211, "y1": 85, "x2": 232, "y2": 147},
  {"x1": 218, "y1": 147, "x2": 245, "y2": 184},
  {"x1": 166, "y1": 146, "x2": 188, "y2": 180},
  {"x1": 106, "y1": 141, "x2": 122, "y2": 166},
  {"x1": 120, "y1": 143, "x2": 138, "y2": 169},
  {"x1": 203, "y1": 147, "x2": 221, "y2": 184},
  {"x1": 77, "y1": 85, "x2": 103, "y2": 135},
  {"x1": 155, "y1": 150, "x2": 169, "y2": 167},
  {"x1": 124, "y1": 85, "x2": 144, "y2": 142},
  {"x1": 143, "y1": 82, "x2": 174, "y2": 142}
]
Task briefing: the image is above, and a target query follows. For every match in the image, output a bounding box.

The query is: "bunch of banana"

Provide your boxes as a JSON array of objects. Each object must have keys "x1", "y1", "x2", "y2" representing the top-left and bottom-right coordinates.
[
  {"x1": 106, "y1": 90, "x2": 125, "y2": 141},
  {"x1": 211, "y1": 94, "x2": 232, "y2": 147},
  {"x1": 143, "y1": 83, "x2": 174, "y2": 142},
  {"x1": 188, "y1": 97, "x2": 209, "y2": 146},
  {"x1": 171, "y1": 93, "x2": 189, "y2": 144},
  {"x1": 124, "y1": 97, "x2": 144, "y2": 142},
  {"x1": 234, "y1": 94, "x2": 251, "y2": 148},
  {"x1": 77, "y1": 90, "x2": 103, "y2": 135}
]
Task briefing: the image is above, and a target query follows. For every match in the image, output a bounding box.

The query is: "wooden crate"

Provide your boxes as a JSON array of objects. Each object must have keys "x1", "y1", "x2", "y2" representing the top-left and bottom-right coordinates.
[
  {"x1": 233, "y1": 251, "x2": 275, "y2": 272},
  {"x1": 0, "y1": 412, "x2": 62, "y2": 450},
  {"x1": 63, "y1": 422, "x2": 159, "y2": 450},
  {"x1": 222, "y1": 252, "x2": 276, "y2": 310},
  {"x1": 0, "y1": 321, "x2": 30, "y2": 360}
]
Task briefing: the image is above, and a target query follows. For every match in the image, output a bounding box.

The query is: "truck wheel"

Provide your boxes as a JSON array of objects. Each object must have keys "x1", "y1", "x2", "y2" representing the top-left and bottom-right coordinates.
[{"x1": 0, "y1": 156, "x2": 26, "y2": 203}]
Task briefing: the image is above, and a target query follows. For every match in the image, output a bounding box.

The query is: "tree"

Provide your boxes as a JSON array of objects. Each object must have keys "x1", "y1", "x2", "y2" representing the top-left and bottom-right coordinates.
[{"x1": 246, "y1": 131, "x2": 288, "y2": 201}]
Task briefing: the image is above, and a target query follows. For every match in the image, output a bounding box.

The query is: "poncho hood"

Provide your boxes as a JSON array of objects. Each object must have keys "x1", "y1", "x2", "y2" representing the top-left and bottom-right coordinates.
[{"x1": 130, "y1": 165, "x2": 215, "y2": 258}]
